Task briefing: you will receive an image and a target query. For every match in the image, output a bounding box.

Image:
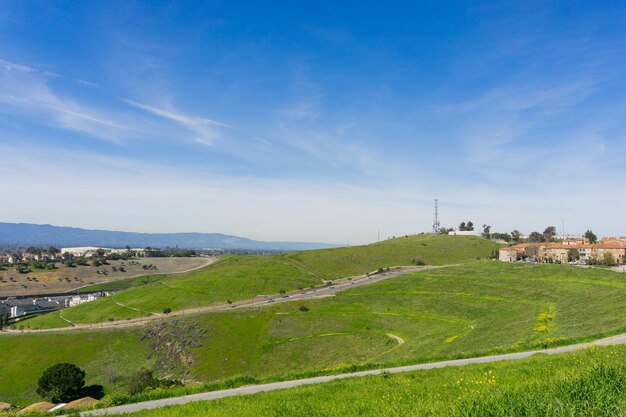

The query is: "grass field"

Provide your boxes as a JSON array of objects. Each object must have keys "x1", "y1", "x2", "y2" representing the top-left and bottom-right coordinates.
[
  {"x1": 122, "y1": 345, "x2": 626, "y2": 417},
  {"x1": 23, "y1": 235, "x2": 500, "y2": 328},
  {"x1": 0, "y1": 330, "x2": 152, "y2": 405},
  {"x1": 76, "y1": 274, "x2": 167, "y2": 292},
  {"x1": 176, "y1": 262, "x2": 626, "y2": 383},
  {"x1": 3, "y1": 261, "x2": 626, "y2": 406},
  {"x1": 282, "y1": 234, "x2": 500, "y2": 279}
]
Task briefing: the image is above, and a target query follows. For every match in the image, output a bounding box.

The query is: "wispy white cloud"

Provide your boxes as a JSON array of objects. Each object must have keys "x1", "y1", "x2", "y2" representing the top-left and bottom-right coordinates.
[
  {"x1": 123, "y1": 99, "x2": 230, "y2": 145},
  {"x1": 0, "y1": 58, "x2": 61, "y2": 78},
  {"x1": 1, "y1": 141, "x2": 625, "y2": 243},
  {"x1": 0, "y1": 58, "x2": 138, "y2": 141},
  {"x1": 452, "y1": 81, "x2": 597, "y2": 116},
  {"x1": 77, "y1": 78, "x2": 98, "y2": 88},
  {"x1": 0, "y1": 59, "x2": 36, "y2": 73},
  {"x1": 274, "y1": 120, "x2": 380, "y2": 172},
  {"x1": 434, "y1": 79, "x2": 601, "y2": 178}
]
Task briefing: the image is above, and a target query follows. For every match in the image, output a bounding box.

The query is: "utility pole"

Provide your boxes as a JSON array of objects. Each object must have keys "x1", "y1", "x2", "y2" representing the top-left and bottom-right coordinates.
[{"x1": 432, "y1": 199, "x2": 440, "y2": 234}]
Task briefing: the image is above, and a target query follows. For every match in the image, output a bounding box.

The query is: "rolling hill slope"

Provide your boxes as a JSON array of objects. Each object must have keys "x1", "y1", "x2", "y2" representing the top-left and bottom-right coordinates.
[
  {"x1": 122, "y1": 345, "x2": 626, "y2": 417},
  {"x1": 24, "y1": 234, "x2": 500, "y2": 328},
  {"x1": 3, "y1": 260, "x2": 626, "y2": 405}
]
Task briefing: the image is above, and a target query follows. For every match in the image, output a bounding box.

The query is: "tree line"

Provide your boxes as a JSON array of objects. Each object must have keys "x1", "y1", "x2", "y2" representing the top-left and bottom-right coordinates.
[{"x1": 438, "y1": 222, "x2": 600, "y2": 245}]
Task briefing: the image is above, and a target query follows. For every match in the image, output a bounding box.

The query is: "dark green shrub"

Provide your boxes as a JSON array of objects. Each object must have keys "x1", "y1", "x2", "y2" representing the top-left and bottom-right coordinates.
[{"x1": 127, "y1": 369, "x2": 182, "y2": 395}]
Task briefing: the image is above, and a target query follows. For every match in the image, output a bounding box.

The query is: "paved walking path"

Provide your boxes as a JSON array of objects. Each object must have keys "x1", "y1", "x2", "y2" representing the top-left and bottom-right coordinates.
[{"x1": 70, "y1": 332, "x2": 626, "y2": 416}]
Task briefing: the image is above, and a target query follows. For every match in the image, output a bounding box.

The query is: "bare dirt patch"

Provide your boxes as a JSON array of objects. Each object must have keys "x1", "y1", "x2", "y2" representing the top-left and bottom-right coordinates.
[
  {"x1": 140, "y1": 319, "x2": 209, "y2": 377},
  {"x1": 0, "y1": 257, "x2": 211, "y2": 297}
]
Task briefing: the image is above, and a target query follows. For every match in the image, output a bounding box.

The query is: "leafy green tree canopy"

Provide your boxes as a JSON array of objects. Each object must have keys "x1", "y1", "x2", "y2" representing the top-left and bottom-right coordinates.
[
  {"x1": 543, "y1": 226, "x2": 557, "y2": 242},
  {"x1": 584, "y1": 230, "x2": 598, "y2": 243},
  {"x1": 528, "y1": 231, "x2": 544, "y2": 243},
  {"x1": 37, "y1": 363, "x2": 85, "y2": 402}
]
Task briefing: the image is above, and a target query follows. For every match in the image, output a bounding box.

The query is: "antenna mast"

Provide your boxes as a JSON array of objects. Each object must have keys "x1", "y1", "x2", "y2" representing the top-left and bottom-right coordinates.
[{"x1": 432, "y1": 199, "x2": 440, "y2": 234}]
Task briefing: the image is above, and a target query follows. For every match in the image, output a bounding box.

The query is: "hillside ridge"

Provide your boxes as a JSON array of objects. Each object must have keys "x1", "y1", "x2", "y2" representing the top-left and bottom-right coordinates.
[{"x1": 0, "y1": 222, "x2": 338, "y2": 251}]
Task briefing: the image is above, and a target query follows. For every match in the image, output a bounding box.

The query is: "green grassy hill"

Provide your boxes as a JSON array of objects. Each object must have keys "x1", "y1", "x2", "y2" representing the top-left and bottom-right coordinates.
[
  {"x1": 123, "y1": 345, "x2": 626, "y2": 417},
  {"x1": 3, "y1": 261, "x2": 626, "y2": 405},
  {"x1": 0, "y1": 330, "x2": 152, "y2": 405},
  {"x1": 283, "y1": 233, "x2": 499, "y2": 278},
  {"x1": 24, "y1": 234, "x2": 500, "y2": 328}
]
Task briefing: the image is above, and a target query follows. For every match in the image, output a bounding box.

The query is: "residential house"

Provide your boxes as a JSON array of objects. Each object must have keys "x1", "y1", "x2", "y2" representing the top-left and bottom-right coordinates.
[
  {"x1": 498, "y1": 243, "x2": 539, "y2": 261},
  {"x1": 499, "y1": 237, "x2": 626, "y2": 265},
  {"x1": 498, "y1": 246, "x2": 518, "y2": 262},
  {"x1": 21, "y1": 253, "x2": 36, "y2": 263},
  {"x1": 540, "y1": 244, "x2": 573, "y2": 264},
  {"x1": 593, "y1": 240, "x2": 626, "y2": 263},
  {"x1": 560, "y1": 237, "x2": 590, "y2": 246}
]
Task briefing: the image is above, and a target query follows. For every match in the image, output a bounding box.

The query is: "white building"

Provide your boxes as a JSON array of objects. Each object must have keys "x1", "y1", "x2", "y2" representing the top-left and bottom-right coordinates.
[
  {"x1": 67, "y1": 294, "x2": 98, "y2": 307},
  {"x1": 61, "y1": 247, "x2": 149, "y2": 257},
  {"x1": 448, "y1": 231, "x2": 482, "y2": 237}
]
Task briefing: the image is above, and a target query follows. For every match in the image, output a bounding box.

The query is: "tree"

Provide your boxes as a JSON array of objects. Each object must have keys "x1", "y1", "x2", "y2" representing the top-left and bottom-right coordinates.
[
  {"x1": 543, "y1": 226, "x2": 557, "y2": 242},
  {"x1": 75, "y1": 257, "x2": 88, "y2": 266},
  {"x1": 25, "y1": 246, "x2": 42, "y2": 255},
  {"x1": 603, "y1": 252, "x2": 616, "y2": 266},
  {"x1": 482, "y1": 224, "x2": 491, "y2": 239},
  {"x1": 0, "y1": 312, "x2": 8, "y2": 330},
  {"x1": 526, "y1": 244, "x2": 540, "y2": 259},
  {"x1": 528, "y1": 231, "x2": 544, "y2": 243},
  {"x1": 491, "y1": 232, "x2": 511, "y2": 242},
  {"x1": 568, "y1": 249, "x2": 580, "y2": 263},
  {"x1": 511, "y1": 230, "x2": 522, "y2": 242},
  {"x1": 458, "y1": 221, "x2": 474, "y2": 231},
  {"x1": 37, "y1": 363, "x2": 85, "y2": 402},
  {"x1": 584, "y1": 230, "x2": 598, "y2": 244}
]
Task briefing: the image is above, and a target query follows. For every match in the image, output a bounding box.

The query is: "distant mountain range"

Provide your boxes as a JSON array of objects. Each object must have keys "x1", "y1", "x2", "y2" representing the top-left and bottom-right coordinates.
[{"x1": 0, "y1": 222, "x2": 339, "y2": 251}]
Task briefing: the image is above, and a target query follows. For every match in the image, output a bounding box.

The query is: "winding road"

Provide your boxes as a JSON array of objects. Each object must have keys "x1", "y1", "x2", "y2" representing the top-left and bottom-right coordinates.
[
  {"x1": 68, "y1": 332, "x2": 626, "y2": 416},
  {"x1": 3, "y1": 265, "x2": 441, "y2": 333}
]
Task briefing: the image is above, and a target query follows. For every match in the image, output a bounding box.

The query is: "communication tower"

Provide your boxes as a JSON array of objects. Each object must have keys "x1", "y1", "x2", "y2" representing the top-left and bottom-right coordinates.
[{"x1": 432, "y1": 199, "x2": 440, "y2": 233}]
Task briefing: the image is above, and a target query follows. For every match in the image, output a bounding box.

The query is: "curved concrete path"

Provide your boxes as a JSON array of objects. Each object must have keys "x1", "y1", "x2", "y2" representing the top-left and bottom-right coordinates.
[{"x1": 68, "y1": 332, "x2": 626, "y2": 416}]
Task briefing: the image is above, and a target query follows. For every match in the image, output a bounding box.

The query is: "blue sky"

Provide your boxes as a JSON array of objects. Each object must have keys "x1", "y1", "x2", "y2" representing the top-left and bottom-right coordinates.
[{"x1": 1, "y1": 1, "x2": 626, "y2": 244}]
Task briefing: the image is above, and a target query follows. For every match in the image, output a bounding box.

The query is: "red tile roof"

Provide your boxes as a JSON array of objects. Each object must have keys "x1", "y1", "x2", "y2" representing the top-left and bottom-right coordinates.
[{"x1": 594, "y1": 240, "x2": 626, "y2": 249}]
